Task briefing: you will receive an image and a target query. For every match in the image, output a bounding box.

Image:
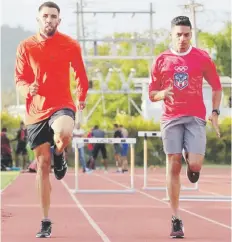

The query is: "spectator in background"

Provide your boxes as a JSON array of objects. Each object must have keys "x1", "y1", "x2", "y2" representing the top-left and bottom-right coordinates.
[
  {"x1": 1, "y1": 128, "x2": 13, "y2": 170},
  {"x1": 72, "y1": 123, "x2": 91, "y2": 173},
  {"x1": 120, "y1": 125, "x2": 129, "y2": 172},
  {"x1": 86, "y1": 127, "x2": 95, "y2": 169},
  {"x1": 113, "y1": 124, "x2": 123, "y2": 173},
  {"x1": 12, "y1": 121, "x2": 28, "y2": 169},
  {"x1": 91, "y1": 125, "x2": 108, "y2": 172}
]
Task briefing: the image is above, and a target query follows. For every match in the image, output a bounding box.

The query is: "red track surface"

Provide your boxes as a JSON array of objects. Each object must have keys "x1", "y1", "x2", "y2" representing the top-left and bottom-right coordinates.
[{"x1": 1, "y1": 167, "x2": 231, "y2": 242}]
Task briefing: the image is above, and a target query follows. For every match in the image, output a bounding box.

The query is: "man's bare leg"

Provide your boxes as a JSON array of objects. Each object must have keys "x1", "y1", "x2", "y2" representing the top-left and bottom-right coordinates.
[
  {"x1": 15, "y1": 154, "x2": 20, "y2": 167},
  {"x1": 22, "y1": 154, "x2": 28, "y2": 169},
  {"x1": 167, "y1": 153, "x2": 184, "y2": 238},
  {"x1": 34, "y1": 143, "x2": 52, "y2": 219},
  {"x1": 122, "y1": 156, "x2": 128, "y2": 171},
  {"x1": 167, "y1": 154, "x2": 182, "y2": 218},
  {"x1": 184, "y1": 152, "x2": 203, "y2": 183},
  {"x1": 51, "y1": 115, "x2": 74, "y2": 180},
  {"x1": 51, "y1": 115, "x2": 74, "y2": 154},
  {"x1": 102, "y1": 159, "x2": 108, "y2": 171},
  {"x1": 115, "y1": 154, "x2": 122, "y2": 172}
]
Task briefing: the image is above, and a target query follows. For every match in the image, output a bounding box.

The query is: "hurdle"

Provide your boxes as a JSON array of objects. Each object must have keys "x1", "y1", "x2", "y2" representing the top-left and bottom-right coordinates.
[
  {"x1": 71, "y1": 137, "x2": 136, "y2": 194},
  {"x1": 138, "y1": 131, "x2": 232, "y2": 202},
  {"x1": 138, "y1": 131, "x2": 199, "y2": 192}
]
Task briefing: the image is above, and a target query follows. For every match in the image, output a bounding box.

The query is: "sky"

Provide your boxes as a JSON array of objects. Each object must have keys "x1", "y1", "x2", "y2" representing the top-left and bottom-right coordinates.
[{"x1": 0, "y1": 0, "x2": 231, "y2": 40}]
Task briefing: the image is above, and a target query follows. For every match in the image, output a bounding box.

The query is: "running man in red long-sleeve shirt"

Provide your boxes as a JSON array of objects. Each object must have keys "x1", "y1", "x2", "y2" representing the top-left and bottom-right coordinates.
[
  {"x1": 149, "y1": 16, "x2": 222, "y2": 238},
  {"x1": 14, "y1": 1, "x2": 88, "y2": 238}
]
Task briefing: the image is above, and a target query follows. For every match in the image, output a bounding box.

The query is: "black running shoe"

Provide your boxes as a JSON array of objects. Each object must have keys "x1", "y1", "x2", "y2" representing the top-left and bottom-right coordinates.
[
  {"x1": 186, "y1": 161, "x2": 200, "y2": 183},
  {"x1": 53, "y1": 148, "x2": 68, "y2": 180},
  {"x1": 170, "y1": 216, "x2": 184, "y2": 238},
  {"x1": 36, "y1": 220, "x2": 52, "y2": 238},
  {"x1": 122, "y1": 169, "x2": 128, "y2": 173}
]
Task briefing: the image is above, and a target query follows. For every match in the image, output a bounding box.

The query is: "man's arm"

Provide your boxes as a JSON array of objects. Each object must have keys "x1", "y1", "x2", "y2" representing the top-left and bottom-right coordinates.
[
  {"x1": 71, "y1": 42, "x2": 89, "y2": 107},
  {"x1": 203, "y1": 53, "x2": 222, "y2": 137},
  {"x1": 149, "y1": 58, "x2": 174, "y2": 103},
  {"x1": 212, "y1": 91, "x2": 222, "y2": 110},
  {"x1": 10, "y1": 130, "x2": 20, "y2": 142},
  {"x1": 148, "y1": 59, "x2": 161, "y2": 102},
  {"x1": 203, "y1": 54, "x2": 222, "y2": 110},
  {"x1": 15, "y1": 43, "x2": 34, "y2": 98}
]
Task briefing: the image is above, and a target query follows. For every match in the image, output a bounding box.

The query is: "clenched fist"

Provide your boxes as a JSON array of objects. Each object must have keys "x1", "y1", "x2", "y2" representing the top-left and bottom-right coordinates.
[
  {"x1": 162, "y1": 85, "x2": 174, "y2": 104},
  {"x1": 29, "y1": 80, "x2": 39, "y2": 96},
  {"x1": 77, "y1": 101, "x2": 86, "y2": 111}
]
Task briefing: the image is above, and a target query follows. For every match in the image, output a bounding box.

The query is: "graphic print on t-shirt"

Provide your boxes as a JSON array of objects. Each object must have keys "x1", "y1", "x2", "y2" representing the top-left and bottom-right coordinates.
[{"x1": 173, "y1": 66, "x2": 189, "y2": 90}]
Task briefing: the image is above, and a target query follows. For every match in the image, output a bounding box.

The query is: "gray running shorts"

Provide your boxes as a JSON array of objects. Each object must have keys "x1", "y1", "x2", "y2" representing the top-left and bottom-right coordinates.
[{"x1": 161, "y1": 116, "x2": 206, "y2": 155}]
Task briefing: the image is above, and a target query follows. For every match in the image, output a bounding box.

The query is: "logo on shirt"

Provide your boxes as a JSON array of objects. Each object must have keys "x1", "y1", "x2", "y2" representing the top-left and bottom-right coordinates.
[{"x1": 174, "y1": 66, "x2": 189, "y2": 90}]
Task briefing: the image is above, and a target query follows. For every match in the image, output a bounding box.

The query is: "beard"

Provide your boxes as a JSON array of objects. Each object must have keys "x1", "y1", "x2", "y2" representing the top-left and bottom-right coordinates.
[
  {"x1": 44, "y1": 27, "x2": 56, "y2": 36},
  {"x1": 42, "y1": 24, "x2": 58, "y2": 37}
]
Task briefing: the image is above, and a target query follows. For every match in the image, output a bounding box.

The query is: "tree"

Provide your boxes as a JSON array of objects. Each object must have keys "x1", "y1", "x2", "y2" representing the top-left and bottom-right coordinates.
[{"x1": 198, "y1": 22, "x2": 231, "y2": 77}]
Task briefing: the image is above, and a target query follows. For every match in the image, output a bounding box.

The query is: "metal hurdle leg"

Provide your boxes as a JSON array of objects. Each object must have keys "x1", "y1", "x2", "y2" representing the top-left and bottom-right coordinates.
[
  {"x1": 139, "y1": 131, "x2": 231, "y2": 202},
  {"x1": 144, "y1": 157, "x2": 199, "y2": 191},
  {"x1": 163, "y1": 160, "x2": 232, "y2": 202},
  {"x1": 72, "y1": 138, "x2": 136, "y2": 194},
  {"x1": 143, "y1": 134, "x2": 148, "y2": 188},
  {"x1": 141, "y1": 131, "x2": 198, "y2": 192},
  {"x1": 178, "y1": 195, "x2": 232, "y2": 202},
  {"x1": 74, "y1": 145, "x2": 79, "y2": 191},
  {"x1": 130, "y1": 143, "x2": 135, "y2": 190}
]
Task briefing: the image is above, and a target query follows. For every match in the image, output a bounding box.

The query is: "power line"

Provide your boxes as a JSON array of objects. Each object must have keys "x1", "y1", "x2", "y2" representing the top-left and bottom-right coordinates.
[{"x1": 73, "y1": 2, "x2": 155, "y2": 63}]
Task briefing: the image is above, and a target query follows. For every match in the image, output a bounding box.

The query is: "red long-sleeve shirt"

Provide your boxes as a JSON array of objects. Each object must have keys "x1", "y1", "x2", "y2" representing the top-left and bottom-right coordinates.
[{"x1": 15, "y1": 31, "x2": 88, "y2": 125}]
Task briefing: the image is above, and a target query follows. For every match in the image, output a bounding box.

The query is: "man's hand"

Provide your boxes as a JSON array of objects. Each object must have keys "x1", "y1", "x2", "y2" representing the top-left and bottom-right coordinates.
[
  {"x1": 208, "y1": 114, "x2": 220, "y2": 138},
  {"x1": 29, "y1": 80, "x2": 39, "y2": 96},
  {"x1": 77, "y1": 101, "x2": 86, "y2": 111},
  {"x1": 150, "y1": 85, "x2": 174, "y2": 103},
  {"x1": 162, "y1": 86, "x2": 174, "y2": 104}
]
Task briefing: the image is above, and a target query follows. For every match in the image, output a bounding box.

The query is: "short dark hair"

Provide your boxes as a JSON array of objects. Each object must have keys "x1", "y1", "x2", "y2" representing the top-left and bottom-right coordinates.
[
  {"x1": 171, "y1": 16, "x2": 192, "y2": 29},
  {"x1": 94, "y1": 125, "x2": 99, "y2": 129},
  {"x1": 38, "y1": 1, "x2": 60, "y2": 13},
  {"x1": 114, "y1": 124, "x2": 119, "y2": 128}
]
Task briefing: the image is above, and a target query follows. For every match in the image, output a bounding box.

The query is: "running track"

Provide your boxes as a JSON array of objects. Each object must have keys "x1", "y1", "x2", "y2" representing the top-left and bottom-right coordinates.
[{"x1": 1, "y1": 167, "x2": 231, "y2": 242}]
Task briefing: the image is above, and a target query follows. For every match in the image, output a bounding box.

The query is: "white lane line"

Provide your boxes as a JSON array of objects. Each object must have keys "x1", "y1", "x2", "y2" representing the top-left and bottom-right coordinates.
[
  {"x1": 95, "y1": 174, "x2": 232, "y2": 230},
  {"x1": 4, "y1": 204, "x2": 171, "y2": 209},
  {"x1": 61, "y1": 180, "x2": 111, "y2": 242},
  {"x1": 134, "y1": 174, "x2": 229, "y2": 196},
  {"x1": 1, "y1": 172, "x2": 20, "y2": 194}
]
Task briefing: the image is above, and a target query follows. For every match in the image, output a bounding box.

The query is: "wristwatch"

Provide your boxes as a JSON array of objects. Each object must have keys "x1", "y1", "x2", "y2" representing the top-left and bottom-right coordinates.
[{"x1": 212, "y1": 109, "x2": 220, "y2": 115}]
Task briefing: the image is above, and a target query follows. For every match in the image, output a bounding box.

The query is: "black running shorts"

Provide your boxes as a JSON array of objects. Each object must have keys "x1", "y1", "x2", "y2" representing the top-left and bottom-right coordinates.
[{"x1": 27, "y1": 108, "x2": 75, "y2": 150}]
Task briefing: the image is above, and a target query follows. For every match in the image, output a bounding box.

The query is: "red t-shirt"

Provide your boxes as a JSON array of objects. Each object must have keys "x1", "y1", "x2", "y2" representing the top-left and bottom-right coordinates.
[
  {"x1": 15, "y1": 31, "x2": 89, "y2": 125},
  {"x1": 149, "y1": 46, "x2": 222, "y2": 121}
]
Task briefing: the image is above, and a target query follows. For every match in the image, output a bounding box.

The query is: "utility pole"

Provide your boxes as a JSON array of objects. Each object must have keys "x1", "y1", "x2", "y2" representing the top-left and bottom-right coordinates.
[
  {"x1": 76, "y1": 2, "x2": 80, "y2": 40},
  {"x1": 179, "y1": 0, "x2": 203, "y2": 47},
  {"x1": 79, "y1": 0, "x2": 87, "y2": 56}
]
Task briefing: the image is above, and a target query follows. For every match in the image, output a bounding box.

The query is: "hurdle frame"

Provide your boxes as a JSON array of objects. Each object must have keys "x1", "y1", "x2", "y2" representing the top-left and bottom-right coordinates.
[
  {"x1": 71, "y1": 138, "x2": 136, "y2": 194},
  {"x1": 138, "y1": 131, "x2": 232, "y2": 202},
  {"x1": 138, "y1": 131, "x2": 198, "y2": 192}
]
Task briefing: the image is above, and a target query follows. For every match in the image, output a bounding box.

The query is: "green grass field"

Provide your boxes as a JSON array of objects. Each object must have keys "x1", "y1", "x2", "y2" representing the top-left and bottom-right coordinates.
[{"x1": 1, "y1": 171, "x2": 20, "y2": 190}]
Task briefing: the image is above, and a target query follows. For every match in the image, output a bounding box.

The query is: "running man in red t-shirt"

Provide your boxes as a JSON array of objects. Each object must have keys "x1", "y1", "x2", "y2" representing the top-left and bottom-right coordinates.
[
  {"x1": 14, "y1": 2, "x2": 88, "y2": 238},
  {"x1": 149, "y1": 16, "x2": 222, "y2": 238}
]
